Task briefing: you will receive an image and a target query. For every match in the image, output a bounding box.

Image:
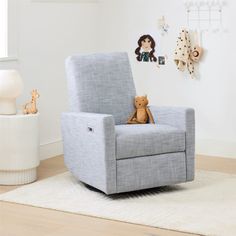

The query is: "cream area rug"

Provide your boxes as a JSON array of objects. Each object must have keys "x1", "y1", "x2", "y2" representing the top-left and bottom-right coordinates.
[{"x1": 1, "y1": 170, "x2": 236, "y2": 236}]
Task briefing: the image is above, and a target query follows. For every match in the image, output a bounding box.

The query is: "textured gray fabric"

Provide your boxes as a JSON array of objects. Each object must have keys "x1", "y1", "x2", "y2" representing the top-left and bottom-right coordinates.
[
  {"x1": 117, "y1": 152, "x2": 186, "y2": 193},
  {"x1": 61, "y1": 112, "x2": 117, "y2": 194},
  {"x1": 150, "y1": 106, "x2": 195, "y2": 181},
  {"x1": 62, "y1": 52, "x2": 195, "y2": 194},
  {"x1": 115, "y1": 124, "x2": 185, "y2": 159},
  {"x1": 65, "y1": 52, "x2": 136, "y2": 125}
]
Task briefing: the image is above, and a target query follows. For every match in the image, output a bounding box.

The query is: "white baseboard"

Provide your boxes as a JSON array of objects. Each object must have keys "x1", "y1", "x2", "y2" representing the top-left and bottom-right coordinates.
[
  {"x1": 31, "y1": 0, "x2": 98, "y2": 3},
  {"x1": 196, "y1": 138, "x2": 236, "y2": 159},
  {"x1": 40, "y1": 140, "x2": 63, "y2": 160}
]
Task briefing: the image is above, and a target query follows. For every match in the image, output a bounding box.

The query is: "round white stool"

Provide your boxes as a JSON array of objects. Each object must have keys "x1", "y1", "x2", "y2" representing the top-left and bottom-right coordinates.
[{"x1": 0, "y1": 113, "x2": 39, "y2": 185}]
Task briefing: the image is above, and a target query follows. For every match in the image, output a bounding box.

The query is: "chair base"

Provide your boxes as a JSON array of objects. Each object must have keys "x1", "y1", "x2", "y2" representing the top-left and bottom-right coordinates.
[
  {"x1": 65, "y1": 151, "x2": 194, "y2": 195},
  {"x1": 116, "y1": 152, "x2": 187, "y2": 193}
]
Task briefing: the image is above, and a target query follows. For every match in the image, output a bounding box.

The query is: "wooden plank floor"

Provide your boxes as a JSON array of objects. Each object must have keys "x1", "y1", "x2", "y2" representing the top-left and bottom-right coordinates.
[{"x1": 0, "y1": 155, "x2": 236, "y2": 236}]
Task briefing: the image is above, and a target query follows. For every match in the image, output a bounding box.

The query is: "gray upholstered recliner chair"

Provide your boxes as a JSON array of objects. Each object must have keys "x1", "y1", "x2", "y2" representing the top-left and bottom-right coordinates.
[{"x1": 61, "y1": 52, "x2": 195, "y2": 195}]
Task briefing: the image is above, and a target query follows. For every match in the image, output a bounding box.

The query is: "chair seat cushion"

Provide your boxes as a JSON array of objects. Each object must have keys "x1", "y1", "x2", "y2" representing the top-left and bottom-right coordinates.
[{"x1": 115, "y1": 124, "x2": 185, "y2": 159}]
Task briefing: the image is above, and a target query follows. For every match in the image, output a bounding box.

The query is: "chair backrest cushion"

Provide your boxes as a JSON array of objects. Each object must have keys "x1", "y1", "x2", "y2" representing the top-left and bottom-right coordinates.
[{"x1": 65, "y1": 52, "x2": 136, "y2": 124}]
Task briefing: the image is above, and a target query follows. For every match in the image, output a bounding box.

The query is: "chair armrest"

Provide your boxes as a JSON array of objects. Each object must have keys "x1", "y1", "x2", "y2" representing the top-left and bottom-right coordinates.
[
  {"x1": 149, "y1": 106, "x2": 195, "y2": 181},
  {"x1": 61, "y1": 112, "x2": 116, "y2": 194}
]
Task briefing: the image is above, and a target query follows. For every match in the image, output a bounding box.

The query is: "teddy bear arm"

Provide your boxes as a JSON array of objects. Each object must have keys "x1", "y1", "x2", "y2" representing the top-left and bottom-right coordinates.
[
  {"x1": 146, "y1": 107, "x2": 155, "y2": 124},
  {"x1": 127, "y1": 110, "x2": 137, "y2": 124}
]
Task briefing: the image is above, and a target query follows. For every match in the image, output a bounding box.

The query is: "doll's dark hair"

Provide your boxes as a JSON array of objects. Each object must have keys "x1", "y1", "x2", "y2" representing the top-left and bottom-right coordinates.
[{"x1": 135, "y1": 35, "x2": 157, "y2": 62}]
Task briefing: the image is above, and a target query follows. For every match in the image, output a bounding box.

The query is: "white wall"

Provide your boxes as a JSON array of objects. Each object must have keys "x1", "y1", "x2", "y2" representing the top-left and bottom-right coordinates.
[
  {"x1": 1, "y1": 0, "x2": 235, "y2": 159},
  {"x1": 97, "y1": 0, "x2": 236, "y2": 158},
  {"x1": 0, "y1": 0, "x2": 99, "y2": 159}
]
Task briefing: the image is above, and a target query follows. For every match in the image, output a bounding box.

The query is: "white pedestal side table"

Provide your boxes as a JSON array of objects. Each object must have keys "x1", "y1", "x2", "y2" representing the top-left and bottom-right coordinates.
[{"x1": 0, "y1": 113, "x2": 39, "y2": 185}]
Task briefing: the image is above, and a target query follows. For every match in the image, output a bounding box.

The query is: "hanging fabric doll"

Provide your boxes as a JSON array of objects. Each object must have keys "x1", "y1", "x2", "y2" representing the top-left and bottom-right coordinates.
[
  {"x1": 174, "y1": 29, "x2": 195, "y2": 77},
  {"x1": 174, "y1": 29, "x2": 203, "y2": 78},
  {"x1": 135, "y1": 35, "x2": 157, "y2": 62}
]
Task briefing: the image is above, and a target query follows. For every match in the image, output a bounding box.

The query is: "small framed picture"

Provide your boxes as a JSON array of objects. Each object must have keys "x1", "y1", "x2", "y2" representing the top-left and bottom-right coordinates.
[{"x1": 158, "y1": 56, "x2": 165, "y2": 65}]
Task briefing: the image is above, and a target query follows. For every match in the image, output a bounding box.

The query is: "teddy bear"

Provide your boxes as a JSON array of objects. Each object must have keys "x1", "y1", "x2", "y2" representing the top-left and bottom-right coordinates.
[{"x1": 127, "y1": 95, "x2": 155, "y2": 124}]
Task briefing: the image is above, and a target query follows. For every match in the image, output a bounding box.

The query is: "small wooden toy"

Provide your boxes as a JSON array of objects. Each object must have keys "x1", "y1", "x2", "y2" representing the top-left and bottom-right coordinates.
[
  {"x1": 23, "y1": 89, "x2": 40, "y2": 115},
  {"x1": 190, "y1": 45, "x2": 203, "y2": 62}
]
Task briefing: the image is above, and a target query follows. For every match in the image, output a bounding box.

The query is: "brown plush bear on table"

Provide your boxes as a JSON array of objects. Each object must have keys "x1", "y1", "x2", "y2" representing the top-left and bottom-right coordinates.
[{"x1": 127, "y1": 95, "x2": 155, "y2": 124}]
